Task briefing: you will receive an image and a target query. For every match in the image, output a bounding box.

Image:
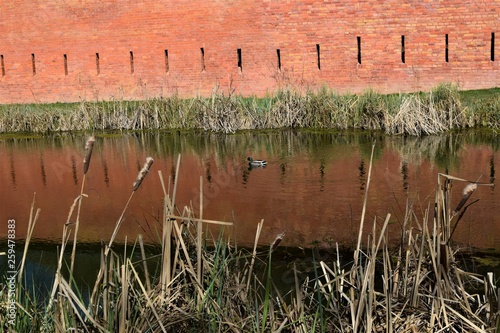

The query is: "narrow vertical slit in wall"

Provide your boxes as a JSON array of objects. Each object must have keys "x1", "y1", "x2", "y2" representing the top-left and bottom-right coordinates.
[
  {"x1": 401, "y1": 35, "x2": 406, "y2": 63},
  {"x1": 164, "y1": 49, "x2": 169, "y2": 73},
  {"x1": 63, "y1": 54, "x2": 68, "y2": 76},
  {"x1": 31, "y1": 53, "x2": 36, "y2": 75},
  {"x1": 0, "y1": 55, "x2": 5, "y2": 77},
  {"x1": 200, "y1": 47, "x2": 205, "y2": 72},
  {"x1": 96, "y1": 53, "x2": 100, "y2": 75},
  {"x1": 95, "y1": 53, "x2": 101, "y2": 75},
  {"x1": 445, "y1": 34, "x2": 449, "y2": 63},
  {"x1": 276, "y1": 49, "x2": 281, "y2": 70},
  {"x1": 237, "y1": 48, "x2": 242, "y2": 72},
  {"x1": 357, "y1": 36, "x2": 362, "y2": 64},
  {"x1": 316, "y1": 44, "x2": 321, "y2": 70},
  {"x1": 130, "y1": 51, "x2": 134, "y2": 74},
  {"x1": 491, "y1": 32, "x2": 495, "y2": 61}
]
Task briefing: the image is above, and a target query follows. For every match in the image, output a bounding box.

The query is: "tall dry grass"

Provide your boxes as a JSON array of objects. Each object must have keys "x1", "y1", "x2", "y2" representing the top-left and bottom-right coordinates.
[{"x1": 0, "y1": 84, "x2": 498, "y2": 135}]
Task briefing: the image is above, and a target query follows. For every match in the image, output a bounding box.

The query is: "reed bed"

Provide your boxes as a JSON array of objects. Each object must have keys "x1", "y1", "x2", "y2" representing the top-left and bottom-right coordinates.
[
  {"x1": 1, "y1": 139, "x2": 499, "y2": 332},
  {"x1": 1, "y1": 84, "x2": 500, "y2": 135}
]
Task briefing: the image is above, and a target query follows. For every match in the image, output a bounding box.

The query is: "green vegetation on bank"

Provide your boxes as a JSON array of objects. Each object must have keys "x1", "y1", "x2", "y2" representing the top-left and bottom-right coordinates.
[{"x1": 1, "y1": 84, "x2": 500, "y2": 135}]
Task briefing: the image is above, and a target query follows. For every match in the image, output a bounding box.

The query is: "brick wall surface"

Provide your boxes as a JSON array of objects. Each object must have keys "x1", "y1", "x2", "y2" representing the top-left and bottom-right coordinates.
[{"x1": 0, "y1": 0, "x2": 499, "y2": 103}]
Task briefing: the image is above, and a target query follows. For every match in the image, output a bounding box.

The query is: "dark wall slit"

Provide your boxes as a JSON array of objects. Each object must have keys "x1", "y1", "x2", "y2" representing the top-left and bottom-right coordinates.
[
  {"x1": 357, "y1": 37, "x2": 362, "y2": 64},
  {"x1": 63, "y1": 54, "x2": 68, "y2": 76},
  {"x1": 200, "y1": 47, "x2": 205, "y2": 71},
  {"x1": 401, "y1": 35, "x2": 406, "y2": 63},
  {"x1": 130, "y1": 51, "x2": 134, "y2": 74},
  {"x1": 31, "y1": 53, "x2": 36, "y2": 75},
  {"x1": 1, "y1": 55, "x2": 4, "y2": 77},
  {"x1": 237, "y1": 48, "x2": 242, "y2": 72},
  {"x1": 445, "y1": 34, "x2": 449, "y2": 62},
  {"x1": 277, "y1": 49, "x2": 281, "y2": 70},
  {"x1": 316, "y1": 44, "x2": 321, "y2": 70},
  {"x1": 96, "y1": 53, "x2": 100, "y2": 75},
  {"x1": 491, "y1": 32, "x2": 495, "y2": 61}
]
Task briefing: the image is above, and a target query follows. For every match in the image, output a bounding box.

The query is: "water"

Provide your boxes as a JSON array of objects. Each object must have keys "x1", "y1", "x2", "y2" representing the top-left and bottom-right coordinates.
[
  {"x1": 0, "y1": 129, "x2": 499, "y2": 297},
  {"x1": 0, "y1": 129, "x2": 498, "y2": 250}
]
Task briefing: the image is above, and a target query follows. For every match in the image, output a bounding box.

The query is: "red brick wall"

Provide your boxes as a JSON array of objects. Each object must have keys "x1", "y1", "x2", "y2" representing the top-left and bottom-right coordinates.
[{"x1": 0, "y1": 0, "x2": 499, "y2": 103}]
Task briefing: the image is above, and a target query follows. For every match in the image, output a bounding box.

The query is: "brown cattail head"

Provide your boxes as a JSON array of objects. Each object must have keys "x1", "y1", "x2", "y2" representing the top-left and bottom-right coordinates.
[
  {"x1": 83, "y1": 135, "x2": 95, "y2": 174},
  {"x1": 452, "y1": 183, "x2": 478, "y2": 215},
  {"x1": 462, "y1": 183, "x2": 477, "y2": 196},
  {"x1": 133, "y1": 157, "x2": 154, "y2": 191},
  {"x1": 270, "y1": 231, "x2": 286, "y2": 252}
]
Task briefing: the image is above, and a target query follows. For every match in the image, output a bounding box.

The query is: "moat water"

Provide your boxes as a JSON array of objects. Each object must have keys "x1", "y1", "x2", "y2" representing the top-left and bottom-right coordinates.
[
  {"x1": 1, "y1": 129, "x2": 499, "y2": 247},
  {"x1": 0, "y1": 129, "x2": 499, "y2": 291}
]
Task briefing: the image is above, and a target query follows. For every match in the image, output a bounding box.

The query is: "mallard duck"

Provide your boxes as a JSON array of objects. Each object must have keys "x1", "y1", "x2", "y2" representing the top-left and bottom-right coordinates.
[{"x1": 247, "y1": 157, "x2": 267, "y2": 167}]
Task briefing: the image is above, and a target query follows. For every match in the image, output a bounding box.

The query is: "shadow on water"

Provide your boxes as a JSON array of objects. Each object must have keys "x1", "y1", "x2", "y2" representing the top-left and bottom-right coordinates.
[{"x1": 0, "y1": 240, "x2": 163, "y2": 305}]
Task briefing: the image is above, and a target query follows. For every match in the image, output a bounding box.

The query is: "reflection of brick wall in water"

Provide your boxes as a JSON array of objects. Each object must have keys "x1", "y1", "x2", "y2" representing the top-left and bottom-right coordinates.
[{"x1": 0, "y1": 0, "x2": 499, "y2": 103}]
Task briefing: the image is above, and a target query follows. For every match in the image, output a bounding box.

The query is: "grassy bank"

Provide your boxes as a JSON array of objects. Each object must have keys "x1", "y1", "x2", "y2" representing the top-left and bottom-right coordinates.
[
  {"x1": 1, "y1": 84, "x2": 500, "y2": 135},
  {"x1": 1, "y1": 137, "x2": 499, "y2": 332}
]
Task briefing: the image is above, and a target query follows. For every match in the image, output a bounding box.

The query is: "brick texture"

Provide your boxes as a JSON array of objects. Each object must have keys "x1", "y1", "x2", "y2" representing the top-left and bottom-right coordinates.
[{"x1": 0, "y1": 0, "x2": 499, "y2": 103}]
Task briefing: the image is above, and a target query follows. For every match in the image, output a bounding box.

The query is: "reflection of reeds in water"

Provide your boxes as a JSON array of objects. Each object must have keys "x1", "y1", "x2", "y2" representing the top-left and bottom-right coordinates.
[
  {"x1": 387, "y1": 133, "x2": 464, "y2": 169},
  {"x1": 2, "y1": 142, "x2": 499, "y2": 332},
  {"x1": 2, "y1": 127, "x2": 491, "y2": 187}
]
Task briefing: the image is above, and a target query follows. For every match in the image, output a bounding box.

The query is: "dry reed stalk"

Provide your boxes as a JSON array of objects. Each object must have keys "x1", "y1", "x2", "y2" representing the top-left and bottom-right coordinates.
[
  {"x1": 454, "y1": 269, "x2": 472, "y2": 312},
  {"x1": 32, "y1": 140, "x2": 95, "y2": 313},
  {"x1": 411, "y1": 223, "x2": 425, "y2": 307},
  {"x1": 105, "y1": 193, "x2": 134, "y2": 256},
  {"x1": 197, "y1": 176, "x2": 203, "y2": 295},
  {"x1": 163, "y1": 214, "x2": 234, "y2": 226},
  {"x1": 158, "y1": 171, "x2": 172, "y2": 298},
  {"x1": 107, "y1": 156, "x2": 154, "y2": 251},
  {"x1": 383, "y1": 244, "x2": 393, "y2": 333},
  {"x1": 70, "y1": 135, "x2": 94, "y2": 275},
  {"x1": 120, "y1": 263, "x2": 128, "y2": 333},
  {"x1": 354, "y1": 141, "x2": 375, "y2": 265},
  {"x1": 348, "y1": 141, "x2": 376, "y2": 331},
  {"x1": 170, "y1": 217, "x2": 204, "y2": 299},
  {"x1": 89, "y1": 156, "x2": 154, "y2": 313},
  {"x1": 126, "y1": 258, "x2": 167, "y2": 332},
  {"x1": 59, "y1": 278, "x2": 90, "y2": 331},
  {"x1": 58, "y1": 277, "x2": 106, "y2": 331},
  {"x1": 46, "y1": 195, "x2": 81, "y2": 318},
  {"x1": 100, "y1": 240, "x2": 109, "y2": 323},
  {"x1": 158, "y1": 154, "x2": 182, "y2": 301},
  {"x1": 17, "y1": 193, "x2": 40, "y2": 289},
  {"x1": 171, "y1": 154, "x2": 181, "y2": 206},
  {"x1": 138, "y1": 234, "x2": 151, "y2": 292},
  {"x1": 246, "y1": 219, "x2": 264, "y2": 294}
]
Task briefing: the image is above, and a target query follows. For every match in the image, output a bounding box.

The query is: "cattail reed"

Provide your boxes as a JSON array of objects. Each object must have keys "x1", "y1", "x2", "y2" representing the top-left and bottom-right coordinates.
[
  {"x1": 83, "y1": 135, "x2": 95, "y2": 174},
  {"x1": 453, "y1": 182, "x2": 477, "y2": 215},
  {"x1": 270, "y1": 231, "x2": 285, "y2": 251},
  {"x1": 133, "y1": 157, "x2": 154, "y2": 191}
]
